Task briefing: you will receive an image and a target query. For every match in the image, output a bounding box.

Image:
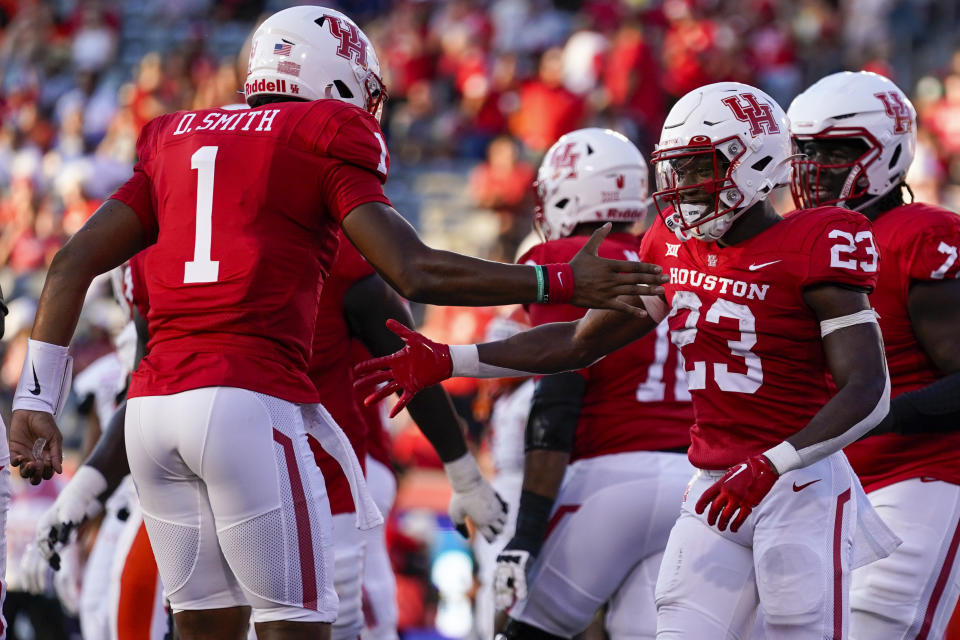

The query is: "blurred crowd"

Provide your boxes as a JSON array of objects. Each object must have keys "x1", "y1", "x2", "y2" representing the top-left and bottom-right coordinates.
[{"x1": 1, "y1": 0, "x2": 960, "y2": 636}]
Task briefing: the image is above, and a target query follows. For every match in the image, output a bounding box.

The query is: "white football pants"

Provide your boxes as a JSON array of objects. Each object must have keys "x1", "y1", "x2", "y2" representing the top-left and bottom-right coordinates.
[
  {"x1": 511, "y1": 451, "x2": 694, "y2": 639},
  {"x1": 657, "y1": 452, "x2": 898, "y2": 640},
  {"x1": 126, "y1": 387, "x2": 338, "y2": 623},
  {"x1": 850, "y1": 477, "x2": 960, "y2": 639},
  {"x1": 362, "y1": 455, "x2": 398, "y2": 640}
]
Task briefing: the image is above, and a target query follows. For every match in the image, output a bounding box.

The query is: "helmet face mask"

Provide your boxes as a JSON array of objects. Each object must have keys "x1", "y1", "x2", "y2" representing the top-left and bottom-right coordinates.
[
  {"x1": 653, "y1": 136, "x2": 743, "y2": 241},
  {"x1": 791, "y1": 129, "x2": 879, "y2": 209},
  {"x1": 651, "y1": 82, "x2": 792, "y2": 243},
  {"x1": 787, "y1": 71, "x2": 916, "y2": 213}
]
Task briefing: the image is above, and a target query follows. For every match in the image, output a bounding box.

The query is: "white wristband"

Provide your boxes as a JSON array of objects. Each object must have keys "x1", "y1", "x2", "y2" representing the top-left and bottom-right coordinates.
[
  {"x1": 60, "y1": 465, "x2": 108, "y2": 517},
  {"x1": 13, "y1": 339, "x2": 74, "y2": 418},
  {"x1": 449, "y1": 344, "x2": 531, "y2": 379},
  {"x1": 762, "y1": 441, "x2": 803, "y2": 475},
  {"x1": 443, "y1": 452, "x2": 483, "y2": 492}
]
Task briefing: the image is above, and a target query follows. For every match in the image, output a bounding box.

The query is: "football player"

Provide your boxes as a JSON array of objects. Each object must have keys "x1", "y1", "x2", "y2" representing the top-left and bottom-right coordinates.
[
  {"x1": 26, "y1": 241, "x2": 508, "y2": 640},
  {"x1": 789, "y1": 70, "x2": 960, "y2": 639},
  {"x1": 492, "y1": 128, "x2": 694, "y2": 640},
  {"x1": 355, "y1": 82, "x2": 903, "y2": 638},
  {"x1": 471, "y1": 308, "x2": 533, "y2": 640},
  {"x1": 9, "y1": 7, "x2": 667, "y2": 639},
  {"x1": 312, "y1": 232, "x2": 508, "y2": 640},
  {"x1": 355, "y1": 356, "x2": 398, "y2": 640}
]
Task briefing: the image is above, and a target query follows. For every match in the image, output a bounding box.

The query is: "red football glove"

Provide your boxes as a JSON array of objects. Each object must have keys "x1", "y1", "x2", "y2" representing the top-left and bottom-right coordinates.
[
  {"x1": 695, "y1": 454, "x2": 779, "y2": 533},
  {"x1": 353, "y1": 319, "x2": 453, "y2": 418}
]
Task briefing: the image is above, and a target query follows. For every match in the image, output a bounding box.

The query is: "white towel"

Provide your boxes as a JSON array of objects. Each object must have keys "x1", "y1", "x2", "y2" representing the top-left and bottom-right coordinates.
[
  {"x1": 848, "y1": 468, "x2": 901, "y2": 569},
  {"x1": 301, "y1": 402, "x2": 383, "y2": 530}
]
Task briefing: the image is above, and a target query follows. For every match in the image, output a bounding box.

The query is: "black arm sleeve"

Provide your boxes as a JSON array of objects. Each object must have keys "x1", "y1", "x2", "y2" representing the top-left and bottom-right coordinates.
[
  {"x1": 85, "y1": 401, "x2": 131, "y2": 498},
  {"x1": 345, "y1": 273, "x2": 468, "y2": 462},
  {"x1": 524, "y1": 372, "x2": 587, "y2": 453},
  {"x1": 873, "y1": 370, "x2": 960, "y2": 435}
]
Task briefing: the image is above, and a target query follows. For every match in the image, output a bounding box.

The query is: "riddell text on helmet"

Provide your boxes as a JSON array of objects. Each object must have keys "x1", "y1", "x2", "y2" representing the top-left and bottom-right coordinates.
[
  {"x1": 669, "y1": 267, "x2": 770, "y2": 301},
  {"x1": 244, "y1": 78, "x2": 301, "y2": 97},
  {"x1": 595, "y1": 207, "x2": 644, "y2": 218}
]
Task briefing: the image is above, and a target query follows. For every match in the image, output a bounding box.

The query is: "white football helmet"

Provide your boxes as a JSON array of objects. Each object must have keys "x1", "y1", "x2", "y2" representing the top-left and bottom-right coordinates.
[
  {"x1": 652, "y1": 82, "x2": 791, "y2": 242},
  {"x1": 535, "y1": 128, "x2": 649, "y2": 241},
  {"x1": 245, "y1": 6, "x2": 386, "y2": 119},
  {"x1": 788, "y1": 71, "x2": 916, "y2": 211}
]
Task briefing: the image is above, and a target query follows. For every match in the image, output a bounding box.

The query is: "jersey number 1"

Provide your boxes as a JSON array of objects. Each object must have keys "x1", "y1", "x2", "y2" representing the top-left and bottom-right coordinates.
[{"x1": 184, "y1": 146, "x2": 220, "y2": 284}]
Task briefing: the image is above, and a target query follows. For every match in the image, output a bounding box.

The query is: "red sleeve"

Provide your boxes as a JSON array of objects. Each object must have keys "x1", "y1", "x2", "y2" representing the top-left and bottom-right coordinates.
[
  {"x1": 112, "y1": 165, "x2": 158, "y2": 243},
  {"x1": 527, "y1": 301, "x2": 585, "y2": 326},
  {"x1": 111, "y1": 118, "x2": 162, "y2": 242},
  {"x1": 313, "y1": 103, "x2": 390, "y2": 183},
  {"x1": 331, "y1": 231, "x2": 376, "y2": 285},
  {"x1": 321, "y1": 162, "x2": 391, "y2": 223},
  {"x1": 901, "y1": 216, "x2": 960, "y2": 282},
  {"x1": 801, "y1": 210, "x2": 880, "y2": 291}
]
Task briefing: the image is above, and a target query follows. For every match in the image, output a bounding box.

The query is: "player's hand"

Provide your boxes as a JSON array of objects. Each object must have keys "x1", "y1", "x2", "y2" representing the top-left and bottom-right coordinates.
[
  {"x1": 10, "y1": 409, "x2": 63, "y2": 485},
  {"x1": 568, "y1": 223, "x2": 668, "y2": 318},
  {"x1": 443, "y1": 451, "x2": 508, "y2": 542},
  {"x1": 53, "y1": 547, "x2": 81, "y2": 616},
  {"x1": 695, "y1": 454, "x2": 778, "y2": 532},
  {"x1": 449, "y1": 479, "x2": 508, "y2": 543},
  {"x1": 494, "y1": 546, "x2": 533, "y2": 610},
  {"x1": 33, "y1": 465, "x2": 107, "y2": 570},
  {"x1": 354, "y1": 319, "x2": 452, "y2": 418},
  {"x1": 19, "y1": 542, "x2": 52, "y2": 594}
]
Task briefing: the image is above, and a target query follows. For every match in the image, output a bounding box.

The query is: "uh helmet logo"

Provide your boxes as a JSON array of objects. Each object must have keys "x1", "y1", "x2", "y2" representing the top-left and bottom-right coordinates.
[
  {"x1": 874, "y1": 91, "x2": 912, "y2": 134},
  {"x1": 318, "y1": 14, "x2": 369, "y2": 68},
  {"x1": 721, "y1": 93, "x2": 781, "y2": 137}
]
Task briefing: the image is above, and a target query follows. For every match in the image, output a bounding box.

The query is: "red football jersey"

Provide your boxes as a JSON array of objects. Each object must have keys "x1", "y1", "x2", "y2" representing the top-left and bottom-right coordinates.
[
  {"x1": 111, "y1": 100, "x2": 391, "y2": 402},
  {"x1": 519, "y1": 233, "x2": 693, "y2": 461},
  {"x1": 843, "y1": 203, "x2": 960, "y2": 490},
  {"x1": 639, "y1": 207, "x2": 879, "y2": 470},
  {"x1": 309, "y1": 231, "x2": 377, "y2": 515}
]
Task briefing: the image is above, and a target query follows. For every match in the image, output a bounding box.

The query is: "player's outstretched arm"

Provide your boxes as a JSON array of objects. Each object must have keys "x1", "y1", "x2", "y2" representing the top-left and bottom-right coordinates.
[
  {"x1": 354, "y1": 303, "x2": 655, "y2": 416},
  {"x1": 11, "y1": 199, "x2": 148, "y2": 483},
  {"x1": 870, "y1": 278, "x2": 960, "y2": 436},
  {"x1": 344, "y1": 272, "x2": 509, "y2": 541},
  {"x1": 341, "y1": 202, "x2": 667, "y2": 317}
]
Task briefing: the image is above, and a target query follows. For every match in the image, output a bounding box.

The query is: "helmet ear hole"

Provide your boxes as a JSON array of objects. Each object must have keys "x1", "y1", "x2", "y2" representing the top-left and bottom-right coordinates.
[
  {"x1": 555, "y1": 198, "x2": 570, "y2": 209},
  {"x1": 751, "y1": 156, "x2": 772, "y2": 171},
  {"x1": 889, "y1": 144, "x2": 901, "y2": 169},
  {"x1": 333, "y1": 80, "x2": 354, "y2": 99}
]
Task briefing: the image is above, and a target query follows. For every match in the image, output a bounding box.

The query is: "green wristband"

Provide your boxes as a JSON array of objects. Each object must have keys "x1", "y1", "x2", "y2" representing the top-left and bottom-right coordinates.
[{"x1": 535, "y1": 265, "x2": 547, "y2": 303}]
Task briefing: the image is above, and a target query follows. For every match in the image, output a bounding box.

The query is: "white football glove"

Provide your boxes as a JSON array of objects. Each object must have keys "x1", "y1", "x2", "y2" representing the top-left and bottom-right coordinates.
[
  {"x1": 53, "y1": 545, "x2": 82, "y2": 616},
  {"x1": 493, "y1": 548, "x2": 532, "y2": 610},
  {"x1": 35, "y1": 465, "x2": 107, "y2": 569},
  {"x1": 19, "y1": 542, "x2": 53, "y2": 594},
  {"x1": 443, "y1": 452, "x2": 508, "y2": 542}
]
